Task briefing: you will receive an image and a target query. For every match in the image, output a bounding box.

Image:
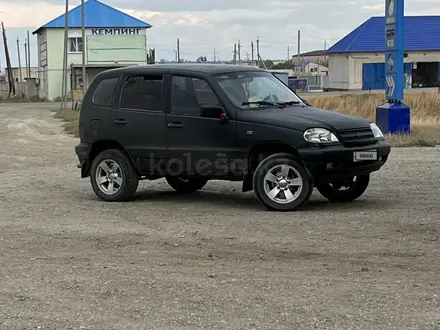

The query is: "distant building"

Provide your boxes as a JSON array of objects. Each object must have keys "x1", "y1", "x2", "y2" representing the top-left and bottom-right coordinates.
[
  {"x1": 32, "y1": 0, "x2": 152, "y2": 100},
  {"x1": 296, "y1": 61, "x2": 328, "y2": 76},
  {"x1": 292, "y1": 50, "x2": 328, "y2": 66},
  {"x1": 4, "y1": 67, "x2": 39, "y2": 82},
  {"x1": 327, "y1": 16, "x2": 440, "y2": 90}
]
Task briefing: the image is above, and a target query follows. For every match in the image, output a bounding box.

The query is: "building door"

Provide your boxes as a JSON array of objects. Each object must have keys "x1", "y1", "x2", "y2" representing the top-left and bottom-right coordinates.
[
  {"x1": 411, "y1": 62, "x2": 439, "y2": 88},
  {"x1": 362, "y1": 63, "x2": 385, "y2": 90},
  {"x1": 110, "y1": 74, "x2": 167, "y2": 175},
  {"x1": 165, "y1": 75, "x2": 238, "y2": 177}
]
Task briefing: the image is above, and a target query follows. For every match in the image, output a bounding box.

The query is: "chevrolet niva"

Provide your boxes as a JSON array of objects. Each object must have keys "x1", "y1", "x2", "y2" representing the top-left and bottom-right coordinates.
[{"x1": 75, "y1": 64, "x2": 391, "y2": 211}]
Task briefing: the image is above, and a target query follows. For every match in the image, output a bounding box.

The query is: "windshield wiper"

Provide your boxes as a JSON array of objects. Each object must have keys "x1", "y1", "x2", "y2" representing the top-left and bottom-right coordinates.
[
  {"x1": 241, "y1": 100, "x2": 303, "y2": 108},
  {"x1": 274, "y1": 101, "x2": 301, "y2": 106},
  {"x1": 241, "y1": 101, "x2": 275, "y2": 106}
]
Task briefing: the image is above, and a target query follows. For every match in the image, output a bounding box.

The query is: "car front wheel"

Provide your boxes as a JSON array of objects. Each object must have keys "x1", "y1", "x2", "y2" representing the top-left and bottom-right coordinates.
[
  {"x1": 90, "y1": 149, "x2": 139, "y2": 202},
  {"x1": 252, "y1": 153, "x2": 312, "y2": 211},
  {"x1": 316, "y1": 174, "x2": 370, "y2": 202},
  {"x1": 166, "y1": 176, "x2": 208, "y2": 193}
]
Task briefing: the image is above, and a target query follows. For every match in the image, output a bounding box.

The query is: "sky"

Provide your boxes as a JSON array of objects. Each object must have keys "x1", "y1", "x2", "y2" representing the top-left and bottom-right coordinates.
[{"x1": 1, "y1": 0, "x2": 440, "y2": 69}]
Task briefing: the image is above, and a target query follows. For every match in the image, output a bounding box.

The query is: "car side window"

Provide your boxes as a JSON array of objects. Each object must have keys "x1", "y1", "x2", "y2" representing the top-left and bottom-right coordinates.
[
  {"x1": 171, "y1": 76, "x2": 220, "y2": 116},
  {"x1": 120, "y1": 75, "x2": 163, "y2": 111},
  {"x1": 92, "y1": 77, "x2": 119, "y2": 106}
]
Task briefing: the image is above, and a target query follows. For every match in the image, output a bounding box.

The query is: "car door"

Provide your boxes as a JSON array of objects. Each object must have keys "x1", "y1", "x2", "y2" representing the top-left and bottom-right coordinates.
[
  {"x1": 166, "y1": 74, "x2": 239, "y2": 178},
  {"x1": 109, "y1": 73, "x2": 167, "y2": 176}
]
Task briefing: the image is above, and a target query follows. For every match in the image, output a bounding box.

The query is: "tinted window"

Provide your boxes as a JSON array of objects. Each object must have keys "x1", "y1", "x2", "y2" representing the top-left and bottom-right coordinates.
[
  {"x1": 92, "y1": 77, "x2": 119, "y2": 106},
  {"x1": 171, "y1": 76, "x2": 220, "y2": 115},
  {"x1": 120, "y1": 75, "x2": 163, "y2": 111}
]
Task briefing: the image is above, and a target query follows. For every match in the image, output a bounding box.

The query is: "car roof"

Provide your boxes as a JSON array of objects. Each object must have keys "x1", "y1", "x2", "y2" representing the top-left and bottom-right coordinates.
[{"x1": 98, "y1": 63, "x2": 265, "y2": 78}]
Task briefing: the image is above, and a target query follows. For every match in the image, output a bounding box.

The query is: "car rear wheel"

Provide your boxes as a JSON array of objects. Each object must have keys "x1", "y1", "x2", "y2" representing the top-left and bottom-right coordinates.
[
  {"x1": 252, "y1": 153, "x2": 312, "y2": 211},
  {"x1": 316, "y1": 174, "x2": 370, "y2": 202},
  {"x1": 166, "y1": 176, "x2": 208, "y2": 193},
  {"x1": 90, "y1": 149, "x2": 139, "y2": 202}
]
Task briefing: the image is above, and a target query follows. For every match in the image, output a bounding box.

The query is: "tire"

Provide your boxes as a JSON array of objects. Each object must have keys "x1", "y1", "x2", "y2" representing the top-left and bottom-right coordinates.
[
  {"x1": 90, "y1": 149, "x2": 139, "y2": 202},
  {"x1": 316, "y1": 174, "x2": 370, "y2": 202},
  {"x1": 166, "y1": 176, "x2": 208, "y2": 193},
  {"x1": 252, "y1": 153, "x2": 312, "y2": 211}
]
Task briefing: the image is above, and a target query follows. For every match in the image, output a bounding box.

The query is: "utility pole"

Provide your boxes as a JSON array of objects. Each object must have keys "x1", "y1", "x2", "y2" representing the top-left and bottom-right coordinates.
[
  {"x1": 24, "y1": 40, "x2": 28, "y2": 78},
  {"x1": 237, "y1": 40, "x2": 241, "y2": 64},
  {"x1": 297, "y1": 30, "x2": 301, "y2": 74},
  {"x1": 176, "y1": 38, "x2": 180, "y2": 63},
  {"x1": 251, "y1": 41, "x2": 254, "y2": 65},
  {"x1": 2, "y1": 22, "x2": 15, "y2": 97},
  {"x1": 256, "y1": 37, "x2": 260, "y2": 66},
  {"x1": 24, "y1": 39, "x2": 29, "y2": 97},
  {"x1": 213, "y1": 48, "x2": 216, "y2": 62},
  {"x1": 27, "y1": 30, "x2": 31, "y2": 77},
  {"x1": 287, "y1": 45, "x2": 290, "y2": 62},
  {"x1": 61, "y1": 0, "x2": 69, "y2": 108},
  {"x1": 233, "y1": 44, "x2": 237, "y2": 64},
  {"x1": 17, "y1": 37, "x2": 23, "y2": 97},
  {"x1": 81, "y1": 0, "x2": 86, "y2": 99}
]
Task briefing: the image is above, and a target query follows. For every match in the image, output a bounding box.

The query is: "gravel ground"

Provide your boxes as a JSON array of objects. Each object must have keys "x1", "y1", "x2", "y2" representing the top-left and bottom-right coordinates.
[{"x1": 0, "y1": 103, "x2": 439, "y2": 330}]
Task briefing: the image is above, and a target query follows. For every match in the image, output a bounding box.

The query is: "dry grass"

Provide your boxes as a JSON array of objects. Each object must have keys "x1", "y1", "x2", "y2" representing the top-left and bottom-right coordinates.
[
  {"x1": 52, "y1": 108, "x2": 80, "y2": 137},
  {"x1": 307, "y1": 92, "x2": 440, "y2": 147},
  {"x1": 53, "y1": 93, "x2": 440, "y2": 147}
]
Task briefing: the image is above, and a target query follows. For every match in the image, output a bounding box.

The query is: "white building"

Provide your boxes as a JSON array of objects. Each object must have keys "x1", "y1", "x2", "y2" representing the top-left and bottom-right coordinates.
[
  {"x1": 327, "y1": 16, "x2": 440, "y2": 90},
  {"x1": 32, "y1": 0, "x2": 152, "y2": 100}
]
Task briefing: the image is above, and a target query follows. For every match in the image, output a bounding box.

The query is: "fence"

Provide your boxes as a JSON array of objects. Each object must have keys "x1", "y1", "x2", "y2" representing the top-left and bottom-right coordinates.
[
  {"x1": 287, "y1": 75, "x2": 330, "y2": 92},
  {"x1": 300, "y1": 75, "x2": 329, "y2": 89},
  {"x1": 0, "y1": 79, "x2": 39, "y2": 99}
]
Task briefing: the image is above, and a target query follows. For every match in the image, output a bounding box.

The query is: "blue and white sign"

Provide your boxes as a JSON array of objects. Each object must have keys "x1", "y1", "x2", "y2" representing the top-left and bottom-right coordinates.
[
  {"x1": 376, "y1": 0, "x2": 410, "y2": 135},
  {"x1": 384, "y1": 0, "x2": 404, "y2": 101},
  {"x1": 386, "y1": 74, "x2": 396, "y2": 97}
]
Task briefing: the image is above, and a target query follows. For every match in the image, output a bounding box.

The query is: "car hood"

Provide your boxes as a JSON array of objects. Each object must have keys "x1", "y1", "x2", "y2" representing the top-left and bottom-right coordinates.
[{"x1": 238, "y1": 105, "x2": 371, "y2": 131}]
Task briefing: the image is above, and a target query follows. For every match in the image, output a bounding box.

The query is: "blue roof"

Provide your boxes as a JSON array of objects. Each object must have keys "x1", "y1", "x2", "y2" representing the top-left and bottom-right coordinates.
[
  {"x1": 328, "y1": 16, "x2": 440, "y2": 53},
  {"x1": 33, "y1": 0, "x2": 151, "y2": 34}
]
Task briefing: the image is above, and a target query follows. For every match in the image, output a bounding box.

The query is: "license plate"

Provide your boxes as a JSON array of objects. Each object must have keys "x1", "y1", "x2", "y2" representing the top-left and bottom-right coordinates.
[{"x1": 353, "y1": 150, "x2": 377, "y2": 162}]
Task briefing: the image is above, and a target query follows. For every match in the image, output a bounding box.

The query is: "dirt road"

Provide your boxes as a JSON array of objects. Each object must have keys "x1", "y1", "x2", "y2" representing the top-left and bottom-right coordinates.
[{"x1": 1, "y1": 103, "x2": 439, "y2": 329}]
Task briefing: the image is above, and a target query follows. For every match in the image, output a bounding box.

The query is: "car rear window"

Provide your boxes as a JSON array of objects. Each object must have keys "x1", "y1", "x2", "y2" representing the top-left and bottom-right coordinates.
[{"x1": 92, "y1": 77, "x2": 119, "y2": 106}]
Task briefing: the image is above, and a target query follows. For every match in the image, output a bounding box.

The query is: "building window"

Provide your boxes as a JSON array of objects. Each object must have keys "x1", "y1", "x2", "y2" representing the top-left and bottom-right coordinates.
[
  {"x1": 68, "y1": 37, "x2": 83, "y2": 52},
  {"x1": 120, "y1": 75, "x2": 163, "y2": 111}
]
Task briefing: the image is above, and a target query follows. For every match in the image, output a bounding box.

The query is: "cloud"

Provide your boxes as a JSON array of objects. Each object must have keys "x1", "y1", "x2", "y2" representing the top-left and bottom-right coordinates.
[
  {"x1": 0, "y1": 0, "x2": 438, "y2": 66},
  {"x1": 362, "y1": 3, "x2": 384, "y2": 12}
]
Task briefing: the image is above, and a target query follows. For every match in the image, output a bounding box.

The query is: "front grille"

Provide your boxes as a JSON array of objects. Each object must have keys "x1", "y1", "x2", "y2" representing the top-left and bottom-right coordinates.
[{"x1": 337, "y1": 128, "x2": 376, "y2": 147}]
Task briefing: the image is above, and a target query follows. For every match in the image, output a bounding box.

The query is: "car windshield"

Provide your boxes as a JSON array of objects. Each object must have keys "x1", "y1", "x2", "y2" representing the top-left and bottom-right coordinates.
[{"x1": 214, "y1": 71, "x2": 304, "y2": 109}]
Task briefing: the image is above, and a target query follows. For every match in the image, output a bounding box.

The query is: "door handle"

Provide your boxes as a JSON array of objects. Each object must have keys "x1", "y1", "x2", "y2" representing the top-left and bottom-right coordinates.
[
  {"x1": 168, "y1": 122, "x2": 183, "y2": 128},
  {"x1": 113, "y1": 119, "x2": 127, "y2": 125}
]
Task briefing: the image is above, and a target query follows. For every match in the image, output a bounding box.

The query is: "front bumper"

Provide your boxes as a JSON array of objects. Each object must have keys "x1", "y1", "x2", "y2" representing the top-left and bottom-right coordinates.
[{"x1": 297, "y1": 140, "x2": 391, "y2": 182}]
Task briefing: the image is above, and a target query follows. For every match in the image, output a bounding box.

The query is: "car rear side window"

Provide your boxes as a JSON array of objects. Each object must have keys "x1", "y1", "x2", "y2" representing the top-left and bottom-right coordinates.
[
  {"x1": 92, "y1": 77, "x2": 119, "y2": 106},
  {"x1": 120, "y1": 75, "x2": 163, "y2": 111},
  {"x1": 171, "y1": 76, "x2": 220, "y2": 115}
]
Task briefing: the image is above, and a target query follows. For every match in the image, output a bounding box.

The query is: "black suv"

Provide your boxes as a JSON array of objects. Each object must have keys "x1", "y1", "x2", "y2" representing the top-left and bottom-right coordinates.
[{"x1": 75, "y1": 64, "x2": 390, "y2": 211}]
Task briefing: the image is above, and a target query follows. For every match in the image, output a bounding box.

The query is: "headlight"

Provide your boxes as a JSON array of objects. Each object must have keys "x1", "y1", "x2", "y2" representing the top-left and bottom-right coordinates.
[
  {"x1": 303, "y1": 128, "x2": 339, "y2": 143},
  {"x1": 370, "y1": 123, "x2": 384, "y2": 139}
]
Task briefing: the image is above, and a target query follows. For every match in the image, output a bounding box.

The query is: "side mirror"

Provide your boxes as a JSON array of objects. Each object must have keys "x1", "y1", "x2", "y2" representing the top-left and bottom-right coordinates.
[{"x1": 200, "y1": 105, "x2": 225, "y2": 119}]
